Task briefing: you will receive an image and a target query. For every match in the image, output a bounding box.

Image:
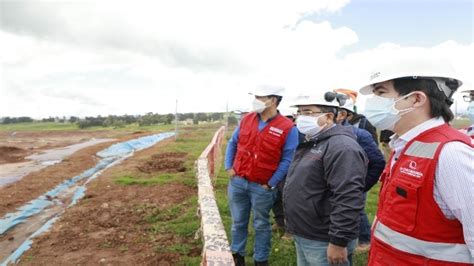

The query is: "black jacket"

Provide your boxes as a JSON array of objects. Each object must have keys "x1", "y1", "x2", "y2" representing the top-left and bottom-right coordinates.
[
  {"x1": 350, "y1": 114, "x2": 378, "y2": 145},
  {"x1": 283, "y1": 125, "x2": 367, "y2": 247}
]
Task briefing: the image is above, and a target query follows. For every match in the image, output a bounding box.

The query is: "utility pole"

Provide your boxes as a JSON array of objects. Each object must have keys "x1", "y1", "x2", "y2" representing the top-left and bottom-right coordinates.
[
  {"x1": 175, "y1": 99, "x2": 178, "y2": 140},
  {"x1": 225, "y1": 100, "x2": 229, "y2": 127}
]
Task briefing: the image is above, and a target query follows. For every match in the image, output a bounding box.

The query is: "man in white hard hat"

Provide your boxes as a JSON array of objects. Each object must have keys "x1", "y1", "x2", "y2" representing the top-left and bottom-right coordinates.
[
  {"x1": 460, "y1": 89, "x2": 474, "y2": 139},
  {"x1": 225, "y1": 85, "x2": 299, "y2": 266},
  {"x1": 284, "y1": 94, "x2": 367, "y2": 266},
  {"x1": 359, "y1": 54, "x2": 474, "y2": 265}
]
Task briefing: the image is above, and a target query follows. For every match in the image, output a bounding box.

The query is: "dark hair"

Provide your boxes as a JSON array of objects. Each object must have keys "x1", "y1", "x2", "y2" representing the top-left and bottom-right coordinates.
[
  {"x1": 319, "y1": 106, "x2": 338, "y2": 122},
  {"x1": 269, "y1": 95, "x2": 283, "y2": 106},
  {"x1": 393, "y1": 78, "x2": 454, "y2": 122}
]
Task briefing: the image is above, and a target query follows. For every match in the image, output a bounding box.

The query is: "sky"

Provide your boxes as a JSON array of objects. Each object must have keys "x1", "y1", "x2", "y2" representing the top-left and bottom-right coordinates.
[{"x1": 0, "y1": 0, "x2": 473, "y2": 118}]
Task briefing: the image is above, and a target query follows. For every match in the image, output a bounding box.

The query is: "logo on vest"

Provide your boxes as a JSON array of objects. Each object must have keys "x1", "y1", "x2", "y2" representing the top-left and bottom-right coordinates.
[
  {"x1": 308, "y1": 147, "x2": 323, "y2": 160},
  {"x1": 400, "y1": 160, "x2": 423, "y2": 178},
  {"x1": 269, "y1": 126, "x2": 283, "y2": 137}
]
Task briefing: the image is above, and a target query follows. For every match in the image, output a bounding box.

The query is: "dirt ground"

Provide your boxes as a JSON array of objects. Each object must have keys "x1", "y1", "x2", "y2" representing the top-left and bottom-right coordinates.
[
  {"x1": 137, "y1": 152, "x2": 188, "y2": 173},
  {"x1": 17, "y1": 137, "x2": 196, "y2": 265},
  {"x1": 0, "y1": 130, "x2": 121, "y2": 159},
  {"x1": 0, "y1": 130, "x2": 144, "y2": 217}
]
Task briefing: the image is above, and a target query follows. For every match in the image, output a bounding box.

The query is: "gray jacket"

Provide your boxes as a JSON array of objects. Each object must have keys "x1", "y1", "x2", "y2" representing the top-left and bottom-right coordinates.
[{"x1": 283, "y1": 125, "x2": 367, "y2": 247}]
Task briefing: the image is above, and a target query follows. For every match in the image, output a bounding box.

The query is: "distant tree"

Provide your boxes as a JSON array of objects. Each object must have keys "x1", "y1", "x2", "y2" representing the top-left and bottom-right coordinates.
[
  {"x1": 180, "y1": 113, "x2": 194, "y2": 121},
  {"x1": 166, "y1": 113, "x2": 175, "y2": 124},
  {"x1": 17, "y1": 117, "x2": 33, "y2": 123},
  {"x1": 69, "y1": 116, "x2": 79, "y2": 123},
  {"x1": 2, "y1": 117, "x2": 12, "y2": 124},
  {"x1": 210, "y1": 112, "x2": 223, "y2": 121},
  {"x1": 227, "y1": 115, "x2": 238, "y2": 126},
  {"x1": 196, "y1": 113, "x2": 208, "y2": 122},
  {"x1": 42, "y1": 117, "x2": 55, "y2": 122}
]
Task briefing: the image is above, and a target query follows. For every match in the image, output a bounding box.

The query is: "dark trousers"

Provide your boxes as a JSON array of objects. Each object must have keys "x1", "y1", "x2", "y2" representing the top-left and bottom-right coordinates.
[
  {"x1": 359, "y1": 192, "x2": 371, "y2": 243},
  {"x1": 272, "y1": 180, "x2": 285, "y2": 227}
]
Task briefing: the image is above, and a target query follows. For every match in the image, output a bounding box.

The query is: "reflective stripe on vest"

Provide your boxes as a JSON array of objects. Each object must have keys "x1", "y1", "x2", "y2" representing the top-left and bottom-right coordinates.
[
  {"x1": 373, "y1": 221, "x2": 474, "y2": 264},
  {"x1": 404, "y1": 141, "x2": 441, "y2": 159}
]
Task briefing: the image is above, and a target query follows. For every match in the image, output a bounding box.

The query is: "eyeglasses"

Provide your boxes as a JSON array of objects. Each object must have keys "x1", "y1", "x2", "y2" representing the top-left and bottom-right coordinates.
[
  {"x1": 296, "y1": 111, "x2": 325, "y2": 117},
  {"x1": 463, "y1": 95, "x2": 474, "y2": 102}
]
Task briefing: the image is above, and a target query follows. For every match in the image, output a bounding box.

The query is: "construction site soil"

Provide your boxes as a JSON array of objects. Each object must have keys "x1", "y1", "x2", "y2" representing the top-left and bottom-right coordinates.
[{"x1": 0, "y1": 129, "x2": 199, "y2": 265}]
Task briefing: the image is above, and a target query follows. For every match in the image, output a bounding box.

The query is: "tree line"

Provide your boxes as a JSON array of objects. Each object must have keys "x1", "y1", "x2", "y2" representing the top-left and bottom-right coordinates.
[{"x1": 0, "y1": 112, "x2": 237, "y2": 128}]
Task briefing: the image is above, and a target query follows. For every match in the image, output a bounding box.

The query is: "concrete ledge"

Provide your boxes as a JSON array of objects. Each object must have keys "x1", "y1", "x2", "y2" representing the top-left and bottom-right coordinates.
[{"x1": 197, "y1": 126, "x2": 234, "y2": 266}]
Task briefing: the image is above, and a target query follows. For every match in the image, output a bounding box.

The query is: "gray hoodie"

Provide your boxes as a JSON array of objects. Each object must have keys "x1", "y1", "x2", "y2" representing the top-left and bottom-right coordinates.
[{"x1": 284, "y1": 124, "x2": 367, "y2": 247}]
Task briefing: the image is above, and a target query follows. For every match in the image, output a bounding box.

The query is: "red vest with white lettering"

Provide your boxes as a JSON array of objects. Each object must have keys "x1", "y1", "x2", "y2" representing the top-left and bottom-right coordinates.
[
  {"x1": 369, "y1": 124, "x2": 474, "y2": 266},
  {"x1": 233, "y1": 112, "x2": 294, "y2": 185}
]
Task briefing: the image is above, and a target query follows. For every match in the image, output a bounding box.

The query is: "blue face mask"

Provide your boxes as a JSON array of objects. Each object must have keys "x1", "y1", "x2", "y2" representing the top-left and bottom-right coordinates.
[
  {"x1": 362, "y1": 92, "x2": 416, "y2": 131},
  {"x1": 296, "y1": 114, "x2": 327, "y2": 138},
  {"x1": 468, "y1": 102, "x2": 474, "y2": 123}
]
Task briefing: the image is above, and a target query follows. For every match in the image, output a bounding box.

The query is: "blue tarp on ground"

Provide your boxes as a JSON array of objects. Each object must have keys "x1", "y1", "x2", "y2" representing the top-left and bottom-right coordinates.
[{"x1": 0, "y1": 132, "x2": 174, "y2": 266}]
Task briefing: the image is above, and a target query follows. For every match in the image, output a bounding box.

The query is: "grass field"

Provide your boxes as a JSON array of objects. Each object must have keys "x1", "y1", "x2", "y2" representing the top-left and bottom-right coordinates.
[{"x1": 0, "y1": 122, "x2": 178, "y2": 132}]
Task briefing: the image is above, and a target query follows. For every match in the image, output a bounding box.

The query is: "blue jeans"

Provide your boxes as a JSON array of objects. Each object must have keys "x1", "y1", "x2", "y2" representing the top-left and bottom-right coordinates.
[
  {"x1": 359, "y1": 192, "x2": 371, "y2": 244},
  {"x1": 294, "y1": 235, "x2": 357, "y2": 266},
  {"x1": 228, "y1": 176, "x2": 277, "y2": 262}
]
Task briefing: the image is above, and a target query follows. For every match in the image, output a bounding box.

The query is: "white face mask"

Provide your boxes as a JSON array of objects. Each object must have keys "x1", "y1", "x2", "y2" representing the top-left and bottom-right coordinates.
[
  {"x1": 468, "y1": 102, "x2": 474, "y2": 123},
  {"x1": 362, "y1": 92, "x2": 416, "y2": 130},
  {"x1": 251, "y1": 98, "x2": 271, "y2": 113},
  {"x1": 296, "y1": 114, "x2": 327, "y2": 138}
]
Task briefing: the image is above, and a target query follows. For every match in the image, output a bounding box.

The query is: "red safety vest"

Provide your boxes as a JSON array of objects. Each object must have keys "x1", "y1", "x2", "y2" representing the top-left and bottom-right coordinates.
[
  {"x1": 233, "y1": 112, "x2": 294, "y2": 185},
  {"x1": 369, "y1": 123, "x2": 474, "y2": 266}
]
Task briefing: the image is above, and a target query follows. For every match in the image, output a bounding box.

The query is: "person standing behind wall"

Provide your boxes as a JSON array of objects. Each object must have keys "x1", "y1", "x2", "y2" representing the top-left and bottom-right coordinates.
[
  {"x1": 359, "y1": 53, "x2": 474, "y2": 265},
  {"x1": 336, "y1": 88, "x2": 379, "y2": 145},
  {"x1": 460, "y1": 89, "x2": 474, "y2": 140},
  {"x1": 379, "y1": 130, "x2": 395, "y2": 160},
  {"x1": 224, "y1": 85, "x2": 299, "y2": 266},
  {"x1": 284, "y1": 93, "x2": 367, "y2": 266},
  {"x1": 328, "y1": 90, "x2": 386, "y2": 252}
]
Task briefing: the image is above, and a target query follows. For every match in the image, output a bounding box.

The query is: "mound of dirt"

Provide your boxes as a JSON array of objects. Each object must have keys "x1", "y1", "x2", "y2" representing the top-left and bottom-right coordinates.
[
  {"x1": 137, "y1": 152, "x2": 187, "y2": 173},
  {"x1": 0, "y1": 146, "x2": 29, "y2": 164}
]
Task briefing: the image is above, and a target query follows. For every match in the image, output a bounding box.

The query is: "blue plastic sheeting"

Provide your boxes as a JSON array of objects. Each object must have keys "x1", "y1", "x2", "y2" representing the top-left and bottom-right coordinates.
[
  {"x1": 1, "y1": 216, "x2": 60, "y2": 266},
  {"x1": 97, "y1": 133, "x2": 174, "y2": 158},
  {"x1": 0, "y1": 157, "x2": 116, "y2": 235},
  {"x1": 0, "y1": 132, "x2": 174, "y2": 265}
]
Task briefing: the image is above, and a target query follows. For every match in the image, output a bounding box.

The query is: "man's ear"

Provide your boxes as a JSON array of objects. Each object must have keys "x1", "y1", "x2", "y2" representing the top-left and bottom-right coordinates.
[
  {"x1": 412, "y1": 91, "x2": 428, "y2": 107},
  {"x1": 326, "y1": 112, "x2": 335, "y2": 123}
]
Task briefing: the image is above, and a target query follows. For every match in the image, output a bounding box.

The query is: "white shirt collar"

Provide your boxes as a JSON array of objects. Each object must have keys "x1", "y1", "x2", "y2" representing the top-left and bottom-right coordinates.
[{"x1": 389, "y1": 117, "x2": 445, "y2": 148}]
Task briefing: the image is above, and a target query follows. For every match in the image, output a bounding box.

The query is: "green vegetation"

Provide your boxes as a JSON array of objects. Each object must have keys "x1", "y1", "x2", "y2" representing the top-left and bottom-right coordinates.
[
  {"x1": 1, "y1": 112, "x2": 226, "y2": 130},
  {"x1": 115, "y1": 174, "x2": 178, "y2": 186},
  {"x1": 0, "y1": 122, "x2": 79, "y2": 132},
  {"x1": 0, "y1": 121, "x2": 179, "y2": 132},
  {"x1": 112, "y1": 124, "x2": 222, "y2": 264},
  {"x1": 452, "y1": 118, "x2": 471, "y2": 129}
]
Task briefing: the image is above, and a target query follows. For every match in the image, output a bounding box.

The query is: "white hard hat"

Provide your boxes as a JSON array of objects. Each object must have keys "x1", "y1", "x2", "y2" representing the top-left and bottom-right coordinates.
[
  {"x1": 339, "y1": 97, "x2": 355, "y2": 112},
  {"x1": 249, "y1": 85, "x2": 285, "y2": 97},
  {"x1": 359, "y1": 53, "x2": 463, "y2": 101},
  {"x1": 290, "y1": 94, "x2": 339, "y2": 108}
]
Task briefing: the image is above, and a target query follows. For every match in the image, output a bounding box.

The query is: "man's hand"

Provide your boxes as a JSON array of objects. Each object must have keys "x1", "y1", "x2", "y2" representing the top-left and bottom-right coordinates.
[
  {"x1": 327, "y1": 243, "x2": 348, "y2": 265},
  {"x1": 226, "y1": 168, "x2": 235, "y2": 178},
  {"x1": 261, "y1": 184, "x2": 271, "y2": 190}
]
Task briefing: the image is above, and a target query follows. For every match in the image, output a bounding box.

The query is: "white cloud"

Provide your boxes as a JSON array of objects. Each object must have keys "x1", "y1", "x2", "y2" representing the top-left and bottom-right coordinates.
[{"x1": 0, "y1": 0, "x2": 472, "y2": 118}]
